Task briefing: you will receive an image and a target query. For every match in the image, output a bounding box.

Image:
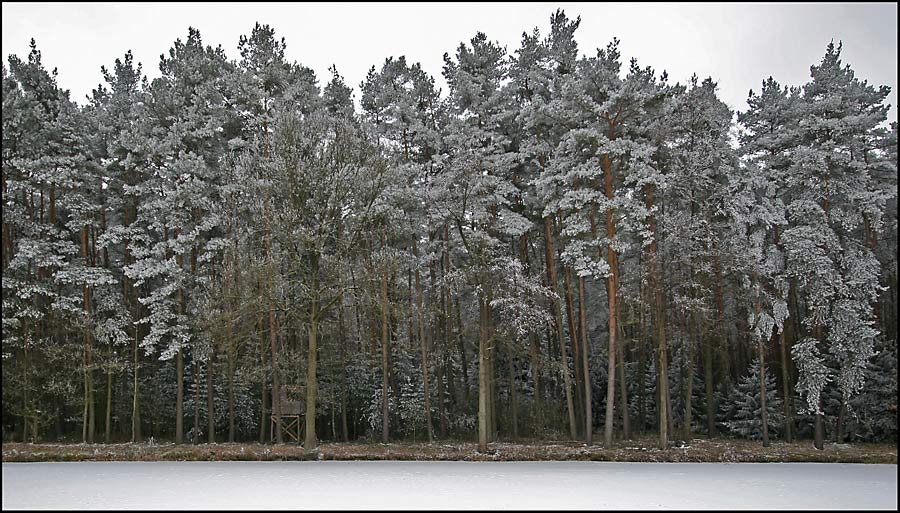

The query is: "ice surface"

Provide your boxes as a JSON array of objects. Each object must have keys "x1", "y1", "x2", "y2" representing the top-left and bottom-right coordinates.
[{"x1": 2, "y1": 461, "x2": 897, "y2": 510}]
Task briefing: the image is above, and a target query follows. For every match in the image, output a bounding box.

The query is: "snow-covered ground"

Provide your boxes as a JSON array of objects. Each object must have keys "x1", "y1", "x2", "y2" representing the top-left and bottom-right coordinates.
[{"x1": 2, "y1": 461, "x2": 897, "y2": 510}]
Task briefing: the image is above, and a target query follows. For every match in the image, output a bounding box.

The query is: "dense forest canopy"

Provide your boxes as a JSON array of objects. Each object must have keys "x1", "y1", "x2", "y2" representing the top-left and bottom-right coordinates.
[{"x1": 2, "y1": 11, "x2": 896, "y2": 451}]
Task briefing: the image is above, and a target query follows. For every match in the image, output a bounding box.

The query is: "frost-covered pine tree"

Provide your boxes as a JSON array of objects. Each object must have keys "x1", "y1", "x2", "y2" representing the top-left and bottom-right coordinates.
[
  {"x1": 662, "y1": 75, "x2": 739, "y2": 440},
  {"x1": 848, "y1": 341, "x2": 897, "y2": 442},
  {"x1": 630, "y1": 66, "x2": 677, "y2": 448},
  {"x1": 719, "y1": 357, "x2": 783, "y2": 440},
  {"x1": 361, "y1": 54, "x2": 444, "y2": 442},
  {"x1": 666, "y1": 337, "x2": 707, "y2": 437},
  {"x1": 514, "y1": 9, "x2": 583, "y2": 442},
  {"x1": 783, "y1": 43, "x2": 892, "y2": 449},
  {"x1": 728, "y1": 157, "x2": 788, "y2": 449},
  {"x1": 125, "y1": 27, "x2": 234, "y2": 444},
  {"x1": 551, "y1": 38, "x2": 663, "y2": 446},
  {"x1": 440, "y1": 31, "x2": 534, "y2": 451},
  {"x1": 86, "y1": 49, "x2": 149, "y2": 442},
  {"x1": 737, "y1": 74, "x2": 804, "y2": 443},
  {"x1": 2, "y1": 42, "x2": 90, "y2": 442}
]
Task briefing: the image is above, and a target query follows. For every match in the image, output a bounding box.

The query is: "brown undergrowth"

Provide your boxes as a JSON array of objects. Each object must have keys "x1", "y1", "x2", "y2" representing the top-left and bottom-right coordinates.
[{"x1": 3, "y1": 435, "x2": 896, "y2": 463}]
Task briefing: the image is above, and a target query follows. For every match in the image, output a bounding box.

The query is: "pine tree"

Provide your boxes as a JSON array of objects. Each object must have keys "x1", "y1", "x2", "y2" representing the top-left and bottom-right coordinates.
[
  {"x1": 231, "y1": 22, "x2": 324, "y2": 445},
  {"x1": 515, "y1": 9, "x2": 583, "y2": 442},
  {"x1": 781, "y1": 43, "x2": 891, "y2": 449},
  {"x1": 719, "y1": 357, "x2": 783, "y2": 440},
  {"x1": 663, "y1": 75, "x2": 738, "y2": 441},
  {"x1": 2, "y1": 40, "x2": 114, "y2": 443},
  {"x1": 847, "y1": 341, "x2": 897, "y2": 442},
  {"x1": 361, "y1": 54, "x2": 444, "y2": 443},
  {"x1": 86, "y1": 49, "x2": 148, "y2": 443},
  {"x1": 667, "y1": 339, "x2": 707, "y2": 437},
  {"x1": 551, "y1": 39, "x2": 664, "y2": 445},
  {"x1": 125, "y1": 27, "x2": 234, "y2": 444},
  {"x1": 440, "y1": 31, "x2": 532, "y2": 451}
]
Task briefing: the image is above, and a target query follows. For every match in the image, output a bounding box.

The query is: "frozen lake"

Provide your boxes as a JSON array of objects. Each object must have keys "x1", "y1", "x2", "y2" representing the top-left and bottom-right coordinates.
[{"x1": 2, "y1": 461, "x2": 897, "y2": 510}]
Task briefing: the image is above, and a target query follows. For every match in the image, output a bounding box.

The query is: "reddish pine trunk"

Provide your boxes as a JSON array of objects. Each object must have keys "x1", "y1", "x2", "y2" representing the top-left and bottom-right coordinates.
[
  {"x1": 81, "y1": 225, "x2": 95, "y2": 444},
  {"x1": 602, "y1": 122, "x2": 619, "y2": 447},
  {"x1": 564, "y1": 266, "x2": 584, "y2": 433}
]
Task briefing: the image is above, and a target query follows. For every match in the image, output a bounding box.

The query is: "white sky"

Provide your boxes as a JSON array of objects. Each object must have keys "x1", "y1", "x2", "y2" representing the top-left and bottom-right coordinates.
[{"x1": 2, "y1": 2, "x2": 897, "y2": 123}]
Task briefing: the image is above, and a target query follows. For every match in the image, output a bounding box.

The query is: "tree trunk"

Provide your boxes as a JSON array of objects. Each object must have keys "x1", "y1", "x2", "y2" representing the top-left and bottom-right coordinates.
[
  {"x1": 175, "y1": 228, "x2": 185, "y2": 445},
  {"x1": 227, "y1": 326, "x2": 235, "y2": 443},
  {"x1": 125, "y1": 202, "x2": 141, "y2": 443},
  {"x1": 413, "y1": 239, "x2": 434, "y2": 442},
  {"x1": 704, "y1": 332, "x2": 716, "y2": 438},
  {"x1": 438, "y1": 242, "x2": 450, "y2": 439},
  {"x1": 616, "y1": 306, "x2": 629, "y2": 440},
  {"x1": 132, "y1": 324, "x2": 141, "y2": 443},
  {"x1": 477, "y1": 292, "x2": 491, "y2": 453},
  {"x1": 267, "y1": 252, "x2": 281, "y2": 444},
  {"x1": 305, "y1": 251, "x2": 320, "y2": 451},
  {"x1": 758, "y1": 341, "x2": 769, "y2": 449},
  {"x1": 226, "y1": 246, "x2": 236, "y2": 443},
  {"x1": 432, "y1": 320, "x2": 446, "y2": 439},
  {"x1": 259, "y1": 316, "x2": 268, "y2": 444},
  {"x1": 105, "y1": 358, "x2": 112, "y2": 443},
  {"x1": 207, "y1": 346, "x2": 215, "y2": 443},
  {"x1": 779, "y1": 327, "x2": 793, "y2": 443},
  {"x1": 484, "y1": 318, "x2": 494, "y2": 443},
  {"x1": 455, "y1": 295, "x2": 469, "y2": 405},
  {"x1": 836, "y1": 400, "x2": 846, "y2": 443},
  {"x1": 578, "y1": 276, "x2": 593, "y2": 444},
  {"x1": 487, "y1": 311, "x2": 496, "y2": 443},
  {"x1": 339, "y1": 290, "x2": 349, "y2": 443},
  {"x1": 666, "y1": 362, "x2": 674, "y2": 439},
  {"x1": 81, "y1": 225, "x2": 95, "y2": 444},
  {"x1": 101, "y1": 215, "x2": 112, "y2": 444},
  {"x1": 600, "y1": 121, "x2": 621, "y2": 447},
  {"x1": 24, "y1": 339, "x2": 31, "y2": 443},
  {"x1": 193, "y1": 360, "x2": 200, "y2": 444},
  {"x1": 684, "y1": 337, "x2": 695, "y2": 441},
  {"x1": 713, "y1": 253, "x2": 731, "y2": 384},
  {"x1": 638, "y1": 281, "x2": 647, "y2": 433},
  {"x1": 754, "y1": 276, "x2": 770, "y2": 448},
  {"x1": 814, "y1": 406, "x2": 825, "y2": 450},
  {"x1": 564, "y1": 266, "x2": 583, "y2": 433},
  {"x1": 772, "y1": 225, "x2": 793, "y2": 443},
  {"x1": 645, "y1": 183, "x2": 668, "y2": 449},
  {"x1": 544, "y1": 216, "x2": 577, "y2": 440},
  {"x1": 380, "y1": 227, "x2": 391, "y2": 444},
  {"x1": 2, "y1": 221, "x2": 11, "y2": 270},
  {"x1": 509, "y1": 352, "x2": 518, "y2": 441}
]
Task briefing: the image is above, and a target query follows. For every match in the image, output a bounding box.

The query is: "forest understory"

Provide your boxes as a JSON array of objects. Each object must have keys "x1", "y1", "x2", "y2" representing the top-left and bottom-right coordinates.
[{"x1": 3, "y1": 437, "x2": 896, "y2": 464}]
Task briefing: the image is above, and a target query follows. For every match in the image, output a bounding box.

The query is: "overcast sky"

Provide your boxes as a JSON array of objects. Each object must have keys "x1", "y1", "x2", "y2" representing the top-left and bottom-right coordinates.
[{"x1": 2, "y1": 2, "x2": 897, "y2": 122}]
